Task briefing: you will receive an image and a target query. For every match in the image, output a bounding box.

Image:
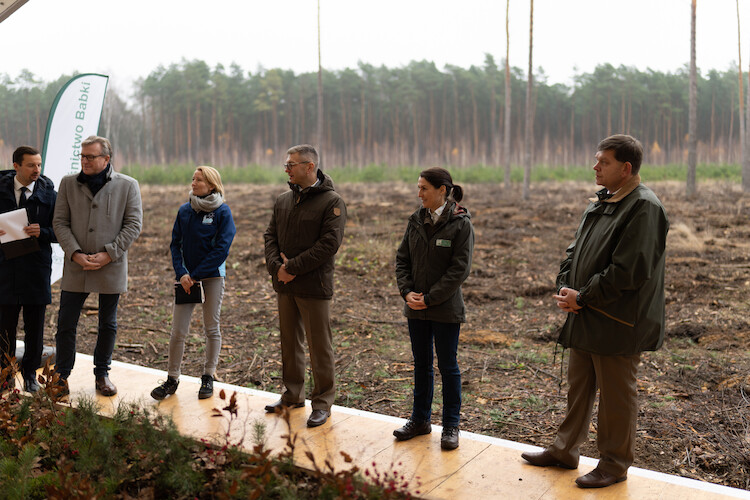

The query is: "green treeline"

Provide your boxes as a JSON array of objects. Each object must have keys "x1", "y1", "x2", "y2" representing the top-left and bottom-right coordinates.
[{"x1": 0, "y1": 56, "x2": 744, "y2": 168}]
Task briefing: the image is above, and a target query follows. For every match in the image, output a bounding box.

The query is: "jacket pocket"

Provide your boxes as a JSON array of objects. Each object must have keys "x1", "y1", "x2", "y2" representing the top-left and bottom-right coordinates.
[{"x1": 588, "y1": 305, "x2": 635, "y2": 328}]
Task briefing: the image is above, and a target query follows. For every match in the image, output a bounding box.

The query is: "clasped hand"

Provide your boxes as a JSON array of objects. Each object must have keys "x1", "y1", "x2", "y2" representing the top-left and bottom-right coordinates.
[
  {"x1": 553, "y1": 287, "x2": 583, "y2": 314},
  {"x1": 405, "y1": 291, "x2": 427, "y2": 310},
  {"x1": 180, "y1": 274, "x2": 195, "y2": 293},
  {"x1": 277, "y1": 252, "x2": 296, "y2": 284},
  {"x1": 73, "y1": 251, "x2": 112, "y2": 271}
]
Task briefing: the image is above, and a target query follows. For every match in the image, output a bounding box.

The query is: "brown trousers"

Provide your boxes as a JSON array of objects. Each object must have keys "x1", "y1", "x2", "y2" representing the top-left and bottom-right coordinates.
[
  {"x1": 548, "y1": 348, "x2": 641, "y2": 476},
  {"x1": 277, "y1": 294, "x2": 335, "y2": 411}
]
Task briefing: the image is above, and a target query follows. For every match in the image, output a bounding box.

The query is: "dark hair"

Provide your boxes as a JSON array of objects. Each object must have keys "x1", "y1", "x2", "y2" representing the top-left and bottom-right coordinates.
[
  {"x1": 286, "y1": 144, "x2": 319, "y2": 166},
  {"x1": 597, "y1": 134, "x2": 643, "y2": 174},
  {"x1": 419, "y1": 167, "x2": 464, "y2": 203},
  {"x1": 13, "y1": 146, "x2": 40, "y2": 165}
]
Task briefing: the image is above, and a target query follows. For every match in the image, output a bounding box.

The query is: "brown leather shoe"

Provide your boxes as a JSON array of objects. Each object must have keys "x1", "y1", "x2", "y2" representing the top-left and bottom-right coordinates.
[
  {"x1": 264, "y1": 399, "x2": 304, "y2": 413},
  {"x1": 306, "y1": 409, "x2": 330, "y2": 427},
  {"x1": 575, "y1": 468, "x2": 627, "y2": 488},
  {"x1": 521, "y1": 450, "x2": 577, "y2": 469},
  {"x1": 95, "y1": 375, "x2": 117, "y2": 396}
]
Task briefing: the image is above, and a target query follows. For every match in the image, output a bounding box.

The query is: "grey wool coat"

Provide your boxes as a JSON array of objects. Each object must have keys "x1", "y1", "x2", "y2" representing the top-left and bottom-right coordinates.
[{"x1": 53, "y1": 168, "x2": 143, "y2": 294}]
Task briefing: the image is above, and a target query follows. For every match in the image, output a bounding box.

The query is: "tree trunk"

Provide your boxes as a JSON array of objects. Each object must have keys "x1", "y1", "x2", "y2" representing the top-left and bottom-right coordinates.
[
  {"x1": 687, "y1": 0, "x2": 697, "y2": 196},
  {"x1": 210, "y1": 96, "x2": 217, "y2": 165},
  {"x1": 316, "y1": 0, "x2": 324, "y2": 163},
  {"x1": 470, "y1": 84, "x2": 479, "y2": 161},
  {"x1": 737, "y1": 0, "x2": 746, "y2": 176},
  {"x1": 503, "y1": 0, "x2": 512, "y2": 188},
  {"x1": 489, "y1": 72, "x2": 497, "y2": 164},
  {"x1": 522, "y1": 0, "x2": 534, "y2": 200},
  {"x1": 569, "y1": 92, "x2": 575, "y2": 166},
  {"x1": 745, "y1": 48, "x2": 750, "y2": 191}
]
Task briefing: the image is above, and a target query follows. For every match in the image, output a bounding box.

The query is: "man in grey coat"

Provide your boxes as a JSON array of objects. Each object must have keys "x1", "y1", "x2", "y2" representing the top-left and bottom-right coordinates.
[{"x1": 52, "y1": 135, "x2": 142, "y2": 396}]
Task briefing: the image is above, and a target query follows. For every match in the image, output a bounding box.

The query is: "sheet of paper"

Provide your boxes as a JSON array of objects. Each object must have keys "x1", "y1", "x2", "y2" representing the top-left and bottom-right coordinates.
[{"x1": 0, "y1": 208, "x2": 30, "y2": 243}]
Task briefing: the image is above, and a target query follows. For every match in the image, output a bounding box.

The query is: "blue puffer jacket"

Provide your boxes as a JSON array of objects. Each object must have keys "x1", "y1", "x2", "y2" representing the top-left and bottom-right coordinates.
[
  {"x1": 0, "y1": 170, "x2": 57, "y2": 304},
  {"x1": 170, "y1": 201, "x2": 236, "y2": 281}
]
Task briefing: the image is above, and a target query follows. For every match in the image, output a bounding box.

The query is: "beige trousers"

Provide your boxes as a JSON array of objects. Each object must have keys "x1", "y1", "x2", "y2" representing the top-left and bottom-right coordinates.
[
  {"x1": 277, "y1": 294, "x2": 335, "y2": 411},
  {"x1": 548, "y1": 348, "x2": 641, "y2": 476}
]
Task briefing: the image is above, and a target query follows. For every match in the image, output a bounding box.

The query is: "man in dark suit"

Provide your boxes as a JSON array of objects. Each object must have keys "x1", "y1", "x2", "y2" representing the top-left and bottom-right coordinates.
[{"x1": 0, "y1": 146, "x2": 57, "y2": 393}]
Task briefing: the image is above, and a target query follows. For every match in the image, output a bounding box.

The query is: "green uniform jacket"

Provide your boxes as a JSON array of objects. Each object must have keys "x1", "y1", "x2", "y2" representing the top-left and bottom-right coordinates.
[
  {"x1": 556, "y1": 175, "x2": 669, "y2": 355},
  {"x1": 264, "y1": 170, "x2": 346, "y2": 300},
  {"x1": 396, "y1": 201, "x2": 474, "y2": 323}
]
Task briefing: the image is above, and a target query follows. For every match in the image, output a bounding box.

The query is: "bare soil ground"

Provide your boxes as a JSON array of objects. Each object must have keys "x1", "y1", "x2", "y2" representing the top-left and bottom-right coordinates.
[{"x1": 45, "y1": 180, "x2": 750, "y2": 491}]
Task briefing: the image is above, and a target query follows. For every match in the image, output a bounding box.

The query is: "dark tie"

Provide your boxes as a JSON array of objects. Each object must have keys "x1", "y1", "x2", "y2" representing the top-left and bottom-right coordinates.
[{"x1": 19, "y1": 186, "x2": 28, "y2": 208}]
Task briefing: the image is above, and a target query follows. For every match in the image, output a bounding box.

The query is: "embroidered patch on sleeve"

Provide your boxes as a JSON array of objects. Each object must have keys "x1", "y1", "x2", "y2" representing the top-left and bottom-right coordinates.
[{"x1": 333, "y1": 207, "x2": 341, "y2": 216}]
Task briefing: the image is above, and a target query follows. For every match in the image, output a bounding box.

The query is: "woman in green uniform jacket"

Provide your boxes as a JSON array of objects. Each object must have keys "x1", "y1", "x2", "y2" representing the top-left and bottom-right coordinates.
[{"x1": 393, "y1": 167, "x2": 474, "y2": 451}]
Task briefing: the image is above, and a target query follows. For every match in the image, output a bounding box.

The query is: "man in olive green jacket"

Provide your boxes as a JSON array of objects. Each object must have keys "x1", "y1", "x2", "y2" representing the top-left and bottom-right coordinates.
[
  {"x1": 263, "y1": 144, "x2": 346, "y2": 428},
  {"x1": 522, "y1": 134, "x2": 669, "y2": 489}
]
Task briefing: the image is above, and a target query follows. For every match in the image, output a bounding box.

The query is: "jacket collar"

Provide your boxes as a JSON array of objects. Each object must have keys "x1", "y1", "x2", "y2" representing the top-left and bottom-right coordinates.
[
  {"x1": 590, "y1": 174, "x2": 641, "y2": 204},
  {"x1": 0, "y1": 170, "x2": 54, "y2": 204},
  {"x1": 412, "y1": 200, "x2": 472, "y2": 226},
  {"x1": 289, "y1": 169, "x2": 333, "y2": 196}
]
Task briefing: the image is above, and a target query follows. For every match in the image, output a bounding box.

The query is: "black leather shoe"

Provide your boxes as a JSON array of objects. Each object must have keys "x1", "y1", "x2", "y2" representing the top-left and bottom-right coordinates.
[
  {"x1": 95, "y1": 375, "x2": 117, "y2": 396},
  {"x1": 264, "y1": 399, "x2": 304, "y2": 413},
  {"x1": 393, "y1": 419, "x2": 431, "y2": 441},
  {"x1": 521, "y1": 450, "x2": 577, "y2": 469},
  {"x1": 24, "y1": 377, "x2": 40, "y2": 393},
  {"x1": 307, "y1": 409, "x2": 330, "y2": 427},
  {"x1": 441, "y1": 426, "x2": 459, "y2": 450},
  {"x1": 575, "y1": 468, "x2": 627, "y2": 488}
]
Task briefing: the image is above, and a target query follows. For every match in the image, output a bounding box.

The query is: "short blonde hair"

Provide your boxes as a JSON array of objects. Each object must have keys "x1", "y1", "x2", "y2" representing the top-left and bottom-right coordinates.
[{"x1": 195, "y1": 166, "x2": 224, "y2": 197}]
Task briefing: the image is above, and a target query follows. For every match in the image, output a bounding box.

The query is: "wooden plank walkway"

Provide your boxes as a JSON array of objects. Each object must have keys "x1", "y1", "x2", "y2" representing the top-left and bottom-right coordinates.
[{"x1": 27, "y1": 354, "x2": 749, "y2": 500}]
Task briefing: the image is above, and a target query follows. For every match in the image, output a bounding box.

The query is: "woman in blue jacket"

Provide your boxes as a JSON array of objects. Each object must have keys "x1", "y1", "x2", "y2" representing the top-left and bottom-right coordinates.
[{"x1": 151, "y1": 166, "x2": 236, "y2": 400}]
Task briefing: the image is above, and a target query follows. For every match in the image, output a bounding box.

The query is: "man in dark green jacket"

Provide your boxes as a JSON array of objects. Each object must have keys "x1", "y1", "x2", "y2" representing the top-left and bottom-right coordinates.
[
  {"x1": 522, "y1": 134, "x2": 669, "y2": 488},
  {"x1": 263, "y1": 144, "x2": 346, "y2": 428}
]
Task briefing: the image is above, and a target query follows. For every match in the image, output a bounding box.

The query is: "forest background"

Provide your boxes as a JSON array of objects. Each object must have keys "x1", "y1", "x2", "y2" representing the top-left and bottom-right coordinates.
[{"x1": 0, "y1": 57, "x2": 747, "y2": 170}]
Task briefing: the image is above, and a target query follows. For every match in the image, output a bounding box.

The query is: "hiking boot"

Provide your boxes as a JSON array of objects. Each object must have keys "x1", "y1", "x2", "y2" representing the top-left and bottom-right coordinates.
[
  {"x1": 198, "y1": 374, "x2": 213, "y2": 399},
  {"x1": 441, "y1": 426, "x2": 459, "y2": 450},
  {"x1": 151, "y1": 376, "x2": 179, "y2": 400},
  {"x1": 393, "y1": 419, "x2": 431, "y2": 441}
]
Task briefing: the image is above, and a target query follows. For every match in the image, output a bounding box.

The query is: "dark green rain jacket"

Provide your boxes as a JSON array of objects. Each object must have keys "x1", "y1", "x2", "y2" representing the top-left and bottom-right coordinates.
[{"x1": 556, "y1": 174, "x2": 669, "y2": 355}]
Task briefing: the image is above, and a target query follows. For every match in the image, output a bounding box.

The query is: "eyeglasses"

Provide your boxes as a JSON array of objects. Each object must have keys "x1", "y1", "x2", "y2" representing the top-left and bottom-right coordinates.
[
  {"x1": 77, "y1": 153, "x2": 106, "y2": 161},
  {"x1": 283, "y1": 161, "x2": 311, "y2": 170}
]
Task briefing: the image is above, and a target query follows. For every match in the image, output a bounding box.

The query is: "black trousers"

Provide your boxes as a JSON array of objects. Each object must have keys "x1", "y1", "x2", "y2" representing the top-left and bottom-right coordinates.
[{"x1": 0, "y1": 303, "x2": 46, "y2": 379}]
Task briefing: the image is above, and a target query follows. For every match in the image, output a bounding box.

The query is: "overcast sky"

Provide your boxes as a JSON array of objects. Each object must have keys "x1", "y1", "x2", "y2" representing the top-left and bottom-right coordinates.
[{"x1": 1, "y1": 0, "x2": 749, "y2": 96}]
